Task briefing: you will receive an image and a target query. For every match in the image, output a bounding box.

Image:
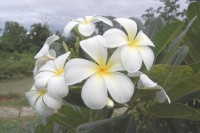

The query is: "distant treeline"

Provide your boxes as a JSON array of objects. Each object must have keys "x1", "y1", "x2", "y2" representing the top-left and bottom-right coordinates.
[{"x1": 0, "y1": 21, "x2": 63, "y2": 53}]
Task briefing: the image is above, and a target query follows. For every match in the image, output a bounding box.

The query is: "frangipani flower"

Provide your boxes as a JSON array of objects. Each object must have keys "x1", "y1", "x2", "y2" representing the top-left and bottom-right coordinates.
[
  {"x1": 128, "y1": 72, "x2": 171, "y2": 103},
  {"x1": 64, "y1": 36, "x2": 134, "y2": 109},
  {"x1": 33, "y1": 35, "x2": 59, "y2": 76},
  {"x1": 26, "y1": 85, "x2": 62, "y2": 117},
  {"x1": 34, "y1": 52, "x2": 70, "y2": 98},
  {"x1": 103, "y1": 18, "x2": 155, "y2": 73},
  {"x1": 64, "y1": 15, "x2": 113, "y2": 37}
]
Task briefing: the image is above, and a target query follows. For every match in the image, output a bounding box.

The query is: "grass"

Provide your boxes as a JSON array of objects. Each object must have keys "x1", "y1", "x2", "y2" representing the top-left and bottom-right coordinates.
[{"x1": 0, "y1": 116, "x2": 40, "y2": 133}]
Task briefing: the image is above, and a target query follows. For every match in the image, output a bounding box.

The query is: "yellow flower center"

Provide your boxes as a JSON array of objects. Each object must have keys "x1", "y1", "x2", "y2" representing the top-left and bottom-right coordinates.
[
  {"x1": 38, "y1": 89, "x2": 46, "y2": 96},
  {"x1": 97, "y1": 65, "x2": 110, "y2": 76},
  {"x1": 55, "y1": 67, "x2": 64, "y2": 76},
  {"x1": 129, "y1": 39, "x2": 139, "y2": 47}
]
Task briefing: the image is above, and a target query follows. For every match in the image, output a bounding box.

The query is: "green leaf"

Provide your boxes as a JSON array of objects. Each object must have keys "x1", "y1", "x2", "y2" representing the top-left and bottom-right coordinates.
[
  {"x1": 146, "y1": 103, "x2": 200, "y2": 121},
  {"x1": 35, "y1": 121, "x2": 54, "y2": 133},
  {"x1": 184, "y1": 2, "x2": 200, "y2": 64},
  {"x1": 159, "y1": 16, "x2": 196, "y2": 64},
  {"x1": 51, "y1": 104, "x2": 109, "y2": 132},
  {"x1": 152, "y1": 21, "x2": 184, "y2": 56},
  {"x1": 167, "y1": 72, "x2": 200, "y2": 102},
  {"x1": 145, "y1": 17, "x2": 165, "y2": 39},
  {"x1": 189, "y1": 61, "x2": 200, "y2": 72},
  {"x1": 76, "y1": 114, "x2": 136, "y2": 133},
  {"x1": 146, "y1": 64, "x2": 193, "y2": 90},
  {"x1": 168, "y1": 45, "x2": 189, "y2": 66}
]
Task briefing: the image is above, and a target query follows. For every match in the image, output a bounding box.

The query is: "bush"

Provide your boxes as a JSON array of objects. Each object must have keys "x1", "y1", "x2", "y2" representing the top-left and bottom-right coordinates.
[{"x1": 0, "y1": 52, "x2": 35, "y2": 80}]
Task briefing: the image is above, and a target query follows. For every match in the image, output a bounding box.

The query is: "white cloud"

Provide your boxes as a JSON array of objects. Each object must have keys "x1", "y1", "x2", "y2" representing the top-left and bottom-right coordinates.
[{"x1": 0, "y1": 0, "x2": 188, "y2": 34}]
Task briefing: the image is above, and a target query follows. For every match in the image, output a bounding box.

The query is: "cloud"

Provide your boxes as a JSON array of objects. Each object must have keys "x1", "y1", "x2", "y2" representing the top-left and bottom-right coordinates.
[{"x1": 0, "y1": 0, "x2": 188, "y2": 34}]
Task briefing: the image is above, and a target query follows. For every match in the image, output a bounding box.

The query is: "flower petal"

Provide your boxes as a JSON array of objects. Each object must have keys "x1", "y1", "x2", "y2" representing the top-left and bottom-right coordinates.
[
  {"x1": 54, "y1": 52, "x2": 70, "y2": 68},
  {"x1": 43, "y1": 93, "x2": 62, "y2": 110},
  {"x1": 103, "y1": 72, "x2": 134, "y2": 103},
  {"x1": 45, "y1": 35, "x2": 59, "y2": 45},
  {"x1": 140, "y1": 74, "x2": 157, "y2": 88},
  {"x1": 46, "y1": 49, "x2": 56, "y2": 58},
  {"x1": 135, "y1": 31, "x2": 155, "y2": 47},
  {"x1": 39, "y1": 60, "x2": 57, "y2": 73},
  {"x1": 137, "y1": 46, "x2": 154, "y2": 71},
  {"x1": 25, "y1": 86, "x2": 40, "y2": 106},
  {"x1": 34, "y1": 44, "x2": 49, "y2": 59},
  {"x1": 93, "y1": 16, "x2": 113, "y2": 26},
  {"x1": 64, "y1": 59, "x2": 98, "y2": 85},
  {"x1": 33, "y1": 57, "x2": 50, "y2": 76},
  {"x1": 64, "y1": 21, "x2": 79, "y2": 37},
  {"x1": 81, "y1": 74, "x2": 107, "y2": 109},
  {"x1": 80, "y1": 36, "x2": 107, "y2": 66},
  {"x1": 121, "y1": 46, "x2": 142, "y2": 73},
  {"x1": 47, "y1": 76, "x2": 69, "y2": 98},
  {"x1": 156, "y1": 85, "x2": 171, "y2": 103},
  {"x1": 114, "y1": 18, "x2": 137, "y2": 41},
  {"x1": 34, "y1": 97, "x2": 54, "y2": 117},
  {"x1": 107, "y1": 47, "x2": 124, "y2": 72},
  {"x1": 137, "y1": 80, "x2": 144, "y2": 89},
  {"x1": 127, "y1": 71, "x2": 142, "y2": 77},
  {"x1": 34, "y1": 71, "x2": 55, "y2": 89},
  {"x1": 78, "y1": 23, "x2": 94, "y2": 36},
  {"x1": 103, "y1": 28, "x2": 128, "y2": 48}
]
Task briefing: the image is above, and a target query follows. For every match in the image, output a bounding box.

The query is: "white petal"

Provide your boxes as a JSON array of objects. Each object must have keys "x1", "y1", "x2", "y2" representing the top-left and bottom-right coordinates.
[
  {"x1": 64, "y1": 59, "x2": 98, "y2": 85},
  {"x1": 114, "y1": 18, "x2": 137, "y2": 41},
  {"x1": 54, "y1": 52, "x2": 70, "y2": 68},
  {"x1": 81, "y1": 74, "x2": 107, "y2": 109},
  {"x1": 34, "y1": 71, "x2": 55, "y2": 89},
  {"x1": 64, "y1": 21, "x2": 79, "y2": 37},
  {"x1": 93, "y1": 16, "x2": 113, "y2": 26},
  {"x1": 107, "y1": 47, "x2": 124, "y2": 72},
  {"x1": 25, "y1": 86, "x2": 40, "y2": 106},
  {"x1": 140, "y1": 74, "x2": 157, "y2": 88},
  {"x1": 47, "y1": 76, "x2": 69, "y2": 98},
  {"x1": 103, "y1": 28, "x2": 128, "y2": 48},
  {"x1": 128, "y1": 71, "x2": 142, "y2": 77},
  {"x1": 39, "y1": 60, "x2": 57, "y2": 73},
  {"x1": 45, "y1": 35, "x2": 59, "y2": 45},
  {"x1": 137, "y1": 80, "x2": 144, "y2": 89},
  {"x1": 156, "y1": 85, "x2": 171, "y2": 103},
  {"x1": 34, "y1": 44, "x2": 49, "y2": 59},
  {"x1": 80, "y1": 36, "x2": 107, "y2": 66},
  {"x1": 43, "y1": 93, "x2": 62, "y2": 110},
  {"x1": 78, "y1": 23, "x2": 94, "y2": 36},
  {"x1": 135, "y1": 31, "x2": 155, "y2": 47},
  {"x1": 46, "y1": 49, "x2": 56, "y2": 58},
  {"x1": 34, "y1": 97, "x2": 54, "y2": 117},
  {"x1": 103, "y1": 72, "x2": 134, "y2": 103},
  {"x1": 137, "y1": 46, "x2": 154, "y2": 71},
  {"x1": 33, "y1": 57, "x2": 50, "y2": 76},
  {"x1": 121, "y1": 46, "x2": 142, "y2": 73}
]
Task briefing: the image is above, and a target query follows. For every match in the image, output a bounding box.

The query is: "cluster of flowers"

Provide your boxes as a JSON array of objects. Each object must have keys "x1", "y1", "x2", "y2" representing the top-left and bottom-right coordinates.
[{"x1": 26, "y1": 15, "x2": 170, "y2": 117}]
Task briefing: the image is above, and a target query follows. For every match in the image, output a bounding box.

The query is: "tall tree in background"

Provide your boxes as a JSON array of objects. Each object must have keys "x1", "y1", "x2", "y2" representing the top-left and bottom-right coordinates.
[
  {"x1": 29, "y1": 23, "x2": 51, "y2": 47},
  {"x1": 142, "y1": 0, "x2": 183, "y2": 26},
  {"x1": 0, "y1": 21, "x2": 27, "y2": 52}
]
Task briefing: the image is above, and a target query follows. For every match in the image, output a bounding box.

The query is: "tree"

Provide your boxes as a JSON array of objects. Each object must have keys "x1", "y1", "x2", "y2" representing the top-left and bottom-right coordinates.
[
  {"x1": 29, "y1": 23, "x2": 51, "y2": 47},
  {"x1": 142, "y1": 0, "x2": 184, "y2": 26},
  {"x1": 0, "y1": 21, "x2": 27, "y2": 52}
]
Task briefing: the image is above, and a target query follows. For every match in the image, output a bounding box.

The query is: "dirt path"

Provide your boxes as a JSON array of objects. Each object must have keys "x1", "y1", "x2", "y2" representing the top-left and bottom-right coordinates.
[
  {"x1": 0, "y1": 77, "x2": 34, "y2": 95},
  {"x1": 0, "y1": 106, "x2": 35, "y2": 117}
]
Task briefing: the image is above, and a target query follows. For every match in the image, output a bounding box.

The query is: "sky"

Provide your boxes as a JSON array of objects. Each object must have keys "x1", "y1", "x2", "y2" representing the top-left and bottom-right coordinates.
[{"x1": 0, "y1": 0, "x2": 188, "y2": 34}]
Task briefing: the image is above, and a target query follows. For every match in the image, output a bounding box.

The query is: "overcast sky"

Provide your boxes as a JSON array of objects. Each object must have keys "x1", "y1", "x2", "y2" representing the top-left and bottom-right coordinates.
[{"x1": 0, "y1": 0, "x2": 188, "y2": 34}]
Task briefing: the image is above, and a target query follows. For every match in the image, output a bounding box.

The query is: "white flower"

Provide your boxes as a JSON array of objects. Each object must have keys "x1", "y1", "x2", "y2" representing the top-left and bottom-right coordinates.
[
  {"x1": 26, "y1": 85, "x2": 62, "y2": 117},
  {"x1": 103, "y1": 18, "x2": 155, "y2": 73},
  {"x1": 64, "y1": 36, "x2": 134, "y2": 109},
  {"x1": 64, "y1": 15, "x2": 113, "y2": 37},
  {"x1": 128, "y1": 72, "x2": 171, "y2": 103},
  {"x1": 33, "y1": 35, "x2": 59, "y2": 76},
  {"x1": 106, "y1": 98, "x2": 114, "y2": 108},
  {"x1": 34, "y1": 52, "x2": 70, "y2": 98}
]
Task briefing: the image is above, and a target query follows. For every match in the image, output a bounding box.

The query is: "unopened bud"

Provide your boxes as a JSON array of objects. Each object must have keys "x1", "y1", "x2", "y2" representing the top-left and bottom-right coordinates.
[{"x1": 106, "y1": 98, "x2": 114, "y2": 108}]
